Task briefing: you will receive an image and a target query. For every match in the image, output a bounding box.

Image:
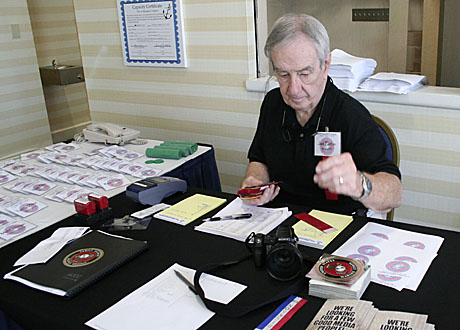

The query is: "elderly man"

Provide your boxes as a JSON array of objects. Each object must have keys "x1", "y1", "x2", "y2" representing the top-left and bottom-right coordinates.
[{"x1": 242, "y1": 13, "x2": 402, "y2": 216}]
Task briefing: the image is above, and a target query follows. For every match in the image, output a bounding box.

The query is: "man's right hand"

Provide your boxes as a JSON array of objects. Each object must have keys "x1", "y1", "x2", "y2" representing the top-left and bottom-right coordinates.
[{"x1": 240, "y1": 177, "x2": 280, "y2": 206}]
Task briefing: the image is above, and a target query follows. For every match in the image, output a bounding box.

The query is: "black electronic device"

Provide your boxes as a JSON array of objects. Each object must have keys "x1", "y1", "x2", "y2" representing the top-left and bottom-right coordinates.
[
  {"x1": 246, "y1": 226, "x2": 303, "y2": 281},
  {"x1": 125, "y1": 176, "x2": 187, "y2": 205}
]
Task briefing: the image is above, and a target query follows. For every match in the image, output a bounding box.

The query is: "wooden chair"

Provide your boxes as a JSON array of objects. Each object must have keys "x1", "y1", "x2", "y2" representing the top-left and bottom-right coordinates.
[{"x1": 371, "y1": 115, "x2": 400, "y2": 221}]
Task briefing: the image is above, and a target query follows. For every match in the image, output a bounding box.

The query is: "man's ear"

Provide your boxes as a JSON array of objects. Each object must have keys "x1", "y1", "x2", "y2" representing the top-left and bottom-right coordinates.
[{"x1": 323, "y1": 52, "x2": 331, "y2": 73}]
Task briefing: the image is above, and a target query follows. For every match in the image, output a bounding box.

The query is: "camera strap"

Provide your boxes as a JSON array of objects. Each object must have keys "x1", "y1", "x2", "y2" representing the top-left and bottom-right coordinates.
[{"x1": 192, "y1": 254, "x2": 307, "y2": 318}]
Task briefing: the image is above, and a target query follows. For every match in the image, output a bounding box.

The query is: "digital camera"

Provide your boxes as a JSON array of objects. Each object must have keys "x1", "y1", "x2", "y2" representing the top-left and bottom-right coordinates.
[{"x1": 246, "y1": 226, "x2": 303, "y2": 281}]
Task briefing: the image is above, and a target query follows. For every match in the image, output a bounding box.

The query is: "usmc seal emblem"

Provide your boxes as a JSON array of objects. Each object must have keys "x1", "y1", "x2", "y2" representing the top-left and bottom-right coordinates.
[{"x1": 63, "y1": 248, "x2": 104, "y2": 268}]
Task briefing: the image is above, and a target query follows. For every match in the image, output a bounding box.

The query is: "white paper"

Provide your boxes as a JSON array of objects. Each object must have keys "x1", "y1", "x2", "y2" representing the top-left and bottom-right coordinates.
[
  {"x1": 20, "y1": 150, "x2": 45, "y2": 161},
  {"x1": 7, "y1": 198, "x2": 47, "y2": 218},
  {"x1": 14, "y1": 226, "x2": 89, "y2": 266},
  {"x1": 358, "y1": 72, "x2": 427, "y2": 94},
  {"x1": 194, "y1": 197, "x2": 292, "y2": 242},
  {"x1": 0, "y1": 196, "x2": 26, "y2": 216},
  {"x1": 131, "y1": 203, "x2": 170, "y2": 219},
  {"x1": 85, "y1": 263, "x2": 246, "y2": 330},
  {"x1": 330, "y1": 49, "x2": 376, "y2": 91},
  {"x1": 0, "y1": 215, "x2": 36, "y2": 241},
  {"x1": 333, "y1": 222, "x2": 443, "y2": 291},
  {"x1": 22, "y1": 180, "x2": 57, "y2": 195},
  {"x1": 0, "y1": 171, "x2": 17, "y2": 185},
  {"x1": 98, "y1": 174, "x2": 130, "y2": 191}
]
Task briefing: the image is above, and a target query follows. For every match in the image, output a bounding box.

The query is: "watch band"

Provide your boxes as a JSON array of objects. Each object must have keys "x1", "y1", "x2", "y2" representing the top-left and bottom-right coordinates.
[{"x1": 353, "y1": 171, "x2": 372, "y2": 201}]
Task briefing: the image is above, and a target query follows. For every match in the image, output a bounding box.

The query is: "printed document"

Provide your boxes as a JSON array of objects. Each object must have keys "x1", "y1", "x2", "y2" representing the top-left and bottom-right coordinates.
[
  {"x1": 333, "y1": 222, "x2": 443, "y2": 291},
  {"x1": 292, "y1": 210, "x2": 353, "y2": 249},
  {"x1": 85, "y1": 263, "x2": 246, "y2": 330},
  {"x1": 194, "y1": 197, "x2": 292, "y2": 241}
]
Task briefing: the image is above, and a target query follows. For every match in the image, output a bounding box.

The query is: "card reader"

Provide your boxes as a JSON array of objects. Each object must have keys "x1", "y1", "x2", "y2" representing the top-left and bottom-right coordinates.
[{"x1": 126, "y1": 176, "x2": 187, "y2": 205}]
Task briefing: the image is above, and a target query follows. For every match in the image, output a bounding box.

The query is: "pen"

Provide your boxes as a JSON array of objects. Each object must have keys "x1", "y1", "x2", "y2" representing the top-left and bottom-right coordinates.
[
  {"x1": 203, "y1": 213, "x2": 252, "y2": 222},
  {"x1": 174, "y1": 269, "x2": 198, "y2": 295}
]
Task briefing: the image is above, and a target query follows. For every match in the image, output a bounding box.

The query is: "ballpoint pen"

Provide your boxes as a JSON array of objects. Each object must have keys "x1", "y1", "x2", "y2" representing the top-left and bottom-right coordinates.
[
  {"x1": 203, "y1": 213, "x2": 252, "y2": 222},
  {"x1": 173, "y1": 269, "x2": 198, "y2": 295}
]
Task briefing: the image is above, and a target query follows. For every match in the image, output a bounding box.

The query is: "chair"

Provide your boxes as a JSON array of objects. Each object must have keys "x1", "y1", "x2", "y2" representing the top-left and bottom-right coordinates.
[{"x1": 372, "y1": 115, "x2": 400, "y2": 221}]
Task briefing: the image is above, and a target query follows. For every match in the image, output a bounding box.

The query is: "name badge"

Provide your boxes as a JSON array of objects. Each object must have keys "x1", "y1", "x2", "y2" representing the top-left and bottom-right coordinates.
[{"x1": 314, "y1": 132, "x2": 341, "y2": 156}]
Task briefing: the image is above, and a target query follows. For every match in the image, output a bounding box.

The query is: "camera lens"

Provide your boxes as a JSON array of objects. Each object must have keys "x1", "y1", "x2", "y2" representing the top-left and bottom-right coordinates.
[{"x1": 266, "y1": 243, "x2": 303, "y2": 281}]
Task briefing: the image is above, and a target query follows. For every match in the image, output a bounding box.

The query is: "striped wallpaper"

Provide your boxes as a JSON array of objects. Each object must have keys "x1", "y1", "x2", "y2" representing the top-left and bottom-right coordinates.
[
  {"x1": 0, "y1": 0, "x2": 52, "y2": 159},
  {"x1": 27, "y1": 0, "x2": 91, "y2": 142},
  {"x1": 356, "y1": 94, "x2": 460, "y2": 231},
  {"x1": 73, "y1": 0, "x2": 261, "y2": 193}
]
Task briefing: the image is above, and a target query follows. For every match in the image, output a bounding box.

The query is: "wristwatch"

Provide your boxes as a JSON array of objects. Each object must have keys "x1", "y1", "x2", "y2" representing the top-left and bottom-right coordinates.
[{"x1": 353, "y1": 171, "x2": 372, "y2": 201}]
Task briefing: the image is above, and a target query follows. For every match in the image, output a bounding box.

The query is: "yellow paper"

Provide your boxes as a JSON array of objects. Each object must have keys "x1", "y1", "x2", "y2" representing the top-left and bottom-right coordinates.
[
  {"x1": 155, "y1": 194, "x2": 226, "y2": 225},
  {"x1": 293, "y1": 210, "x2": 353, "y2": 249}
]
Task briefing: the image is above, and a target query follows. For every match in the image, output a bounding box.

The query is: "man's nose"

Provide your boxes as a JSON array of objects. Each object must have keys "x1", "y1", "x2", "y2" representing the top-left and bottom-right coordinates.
[{"x1": 287, "y1": 74, "x2": 302, "y2": 95}]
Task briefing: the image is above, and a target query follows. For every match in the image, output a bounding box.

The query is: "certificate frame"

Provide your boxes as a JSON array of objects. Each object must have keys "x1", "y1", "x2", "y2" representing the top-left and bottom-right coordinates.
[{"x1": 117, "y1": 0, "x2": 187, "y2": 67}]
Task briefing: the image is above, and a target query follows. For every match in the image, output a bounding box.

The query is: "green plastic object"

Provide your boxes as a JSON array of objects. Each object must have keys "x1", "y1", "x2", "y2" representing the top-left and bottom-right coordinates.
[
  {"x1": 154, "y1": 145, "x2": 188, "y2": 156},
  {"x1": 157, "y1": 145, "x2": 189, "y2": 156},
  {"x1": 145, "y1": 147, "x2": 182, "y2": 159},
  {"x1": 161, "y1": 141, "x2": 198, "y2": 154},
  {"x1": 145, "y1": 159, "x2": 164, "y2": 164}
]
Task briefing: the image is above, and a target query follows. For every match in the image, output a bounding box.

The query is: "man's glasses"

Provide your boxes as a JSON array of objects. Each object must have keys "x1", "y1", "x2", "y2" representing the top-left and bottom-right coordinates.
[
  {"x1": 280, "y1": 93, "x2": 328, "y2": 143},
  {"x1": 281, "y1": 109, "x2": 294, "y2": 143}
]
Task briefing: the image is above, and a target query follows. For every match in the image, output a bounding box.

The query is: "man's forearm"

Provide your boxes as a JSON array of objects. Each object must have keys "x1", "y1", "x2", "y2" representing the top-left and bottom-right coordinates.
[{"x1": 360, "y1": 172, "x2": 402, "y2": 214}]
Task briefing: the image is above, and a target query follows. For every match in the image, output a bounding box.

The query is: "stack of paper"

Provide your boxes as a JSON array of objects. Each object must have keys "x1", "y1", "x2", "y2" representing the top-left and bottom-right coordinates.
[
  {"x1": 358, "y1": 72, "x2": 427, "y2": 94},
  {"x1": 154, "y1": 194, "x2": 226, "y2": 226},
  {"x1": 368, "y1": 310, "x2": 435, "y2": 330},
  {"x1": 194, "y1": 197, "x2": 291, "y2": 242},
  {"x1": 306, "y1": 299, "x2": 377, "y2": 330},
  {"x1": 330, "y1": 49, "x2": 377, "y2": 92},
  {"x1": 333, "y1": 222, "x2": 444, "y2": 291},
  {"x1": 306, "y1": 300, "x2": 435, "y2": 330},
  {"x1": 86, "y1": 263, "x2": 247, "y2": 330},
  {"x1": 308, "y1": 266, "x2": 371, "y2": 300},
  {"x1": 292, "y1": 210, "x2": 353, "y2": 249}
]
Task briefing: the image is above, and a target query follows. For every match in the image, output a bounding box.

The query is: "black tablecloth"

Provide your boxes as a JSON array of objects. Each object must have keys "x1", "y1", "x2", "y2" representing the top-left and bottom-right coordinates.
[{"x1": 0, "y1": 188, "x2": 458, "y2": 330}]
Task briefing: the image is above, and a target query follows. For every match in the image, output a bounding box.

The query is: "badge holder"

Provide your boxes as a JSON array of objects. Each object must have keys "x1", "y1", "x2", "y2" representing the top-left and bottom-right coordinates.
[
  {"x1": 314, "y1": 129, "x2": 341, "y2": 200},
  {"x1": 306, "y1": 253, "x2": 367, "y2": 287}
]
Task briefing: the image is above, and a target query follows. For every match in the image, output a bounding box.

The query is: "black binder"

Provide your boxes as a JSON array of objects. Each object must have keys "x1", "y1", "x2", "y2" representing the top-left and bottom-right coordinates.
[{"x1": 4, "y1": 230, "x2": 148, "y2": 298}]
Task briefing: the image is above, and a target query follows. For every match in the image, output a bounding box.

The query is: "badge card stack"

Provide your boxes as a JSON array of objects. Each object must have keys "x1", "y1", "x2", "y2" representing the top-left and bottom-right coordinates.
[{"x1": 306, "y1": 254, "x2": 371, "y2": 299}]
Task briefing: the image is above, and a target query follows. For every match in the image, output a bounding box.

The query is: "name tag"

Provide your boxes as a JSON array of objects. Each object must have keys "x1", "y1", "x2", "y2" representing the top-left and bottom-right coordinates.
[{"x1": 314, "y1": 132, "x2": 341, "y2": 156}]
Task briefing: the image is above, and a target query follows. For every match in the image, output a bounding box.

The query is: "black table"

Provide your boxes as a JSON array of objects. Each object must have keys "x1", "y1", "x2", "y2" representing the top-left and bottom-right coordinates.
[{"x1": 0, "y1": 188, "x2": 458, "y2": 330}]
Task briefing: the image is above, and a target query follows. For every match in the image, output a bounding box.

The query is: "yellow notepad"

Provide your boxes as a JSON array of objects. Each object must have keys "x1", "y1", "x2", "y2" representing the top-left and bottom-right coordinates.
[
  {"x1": 293, "y1": 210, "x2": 353, "y2": 249},
  {"x1": 154, "y1": 194, "x2": 226, "y2": 226}
]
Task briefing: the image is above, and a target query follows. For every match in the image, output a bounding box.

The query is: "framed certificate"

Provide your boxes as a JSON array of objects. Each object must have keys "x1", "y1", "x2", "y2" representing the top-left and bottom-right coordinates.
[{"x1": 117, "y1": 0, "x2": 187, "y2": 67}]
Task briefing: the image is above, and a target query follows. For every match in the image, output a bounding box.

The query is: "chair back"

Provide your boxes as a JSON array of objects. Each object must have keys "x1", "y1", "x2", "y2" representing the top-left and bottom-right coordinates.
[
  {"x1": 372, "y1": 115, "x2": 400, "y2": 167},
  {"x1": 371, "y1": 115, "x2": 400, "y2": 220}
]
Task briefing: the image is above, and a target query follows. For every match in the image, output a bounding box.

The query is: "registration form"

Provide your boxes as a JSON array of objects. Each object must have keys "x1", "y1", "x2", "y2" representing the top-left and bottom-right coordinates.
[{"x1": 86, "y1": 263, "x2": 246, "y2": 330}]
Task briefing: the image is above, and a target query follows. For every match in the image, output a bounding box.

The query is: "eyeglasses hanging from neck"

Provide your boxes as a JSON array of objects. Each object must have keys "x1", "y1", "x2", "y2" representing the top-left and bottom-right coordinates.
[{"x1": 281, "y1": 92, "x2": 328, "y2": 143}]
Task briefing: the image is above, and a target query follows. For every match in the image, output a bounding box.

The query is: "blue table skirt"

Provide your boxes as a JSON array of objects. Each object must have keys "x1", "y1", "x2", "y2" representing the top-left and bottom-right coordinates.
[{"x1": 165, "y1": 144, "x2": 221, "y2": 192}]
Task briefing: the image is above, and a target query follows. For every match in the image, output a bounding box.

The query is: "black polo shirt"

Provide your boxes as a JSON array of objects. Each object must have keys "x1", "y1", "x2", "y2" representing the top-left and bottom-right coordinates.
[{"x1": 248, "y1": 78, "x2": 401, "y2": 215}]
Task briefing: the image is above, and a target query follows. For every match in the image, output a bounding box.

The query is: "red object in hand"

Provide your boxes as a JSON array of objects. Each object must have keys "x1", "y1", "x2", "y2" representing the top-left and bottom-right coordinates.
[
  {"x1": 88, "y1": 193, "x2": 109, "y2": 210},
  {"x1": 74, "y1": 198, "x2": 97, "y2": 215},
  {"x1": 322, "y1": 156, "x2": 338, "y2": 200},
  {"x1": 237, "y1": 181, "x2": 281, "y2": 199}
]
